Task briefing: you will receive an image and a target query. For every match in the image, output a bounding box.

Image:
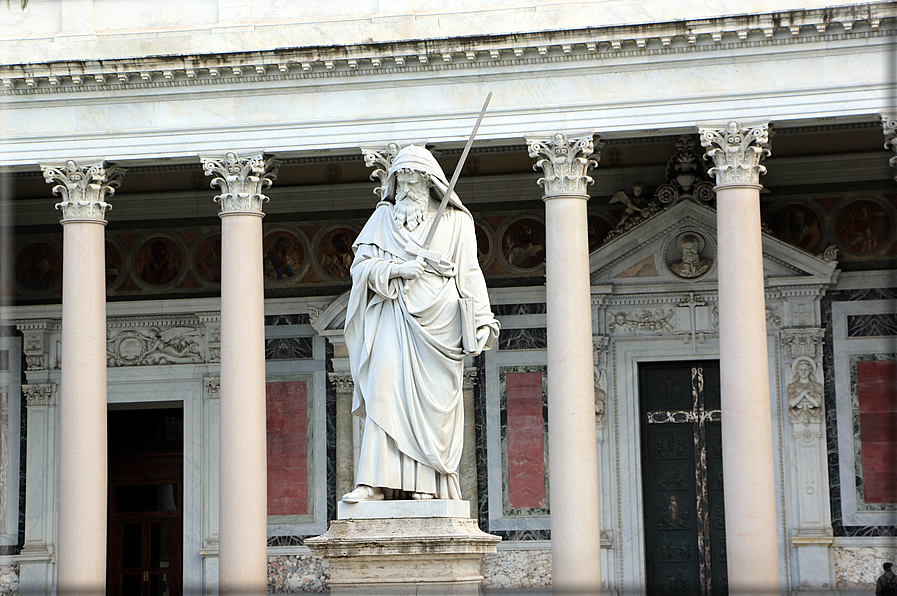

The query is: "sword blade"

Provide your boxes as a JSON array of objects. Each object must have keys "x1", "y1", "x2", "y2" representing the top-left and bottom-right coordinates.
[{"x1": 421, "y1": 92, "x2": 492, "y2": 250}]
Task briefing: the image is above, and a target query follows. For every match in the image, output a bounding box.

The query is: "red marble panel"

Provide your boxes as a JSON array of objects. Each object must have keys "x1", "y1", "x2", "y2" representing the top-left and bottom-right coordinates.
[
  {"x1": 266, "y1": 380, "x2": 308, "y2": 516},
  {"x1": 857, "y1": 361, "x2": 897, "y2": 413},
  {"x1": 506, "y1": 372, "x2": 545, "y2": 509},
  {"x1": 858, "y1": 361, "x2": 897, "y2": 504}
]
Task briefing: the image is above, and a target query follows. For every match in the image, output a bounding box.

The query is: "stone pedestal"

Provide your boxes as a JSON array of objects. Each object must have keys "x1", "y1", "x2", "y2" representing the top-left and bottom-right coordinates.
[{"x1": 306, "y1": 501, "x2": 500, "y2": 595}]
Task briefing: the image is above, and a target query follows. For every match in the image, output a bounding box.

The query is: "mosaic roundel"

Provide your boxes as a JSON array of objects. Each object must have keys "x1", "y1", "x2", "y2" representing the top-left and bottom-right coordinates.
[
  {"x1": 499, "y1": 215, "x2": 546, "y2": 272},
  {"x1": 105, "y1": 239, "x2": 125, "y2": 290},
  {"x1": 314, "y1": 226, "x2": 357, "y2": 280},
  {"x1": 833, "y1": 197, "x2": 894, "y2": 257},
  {"x1": 195, "y1": 233, "x2": 222, "y2": 284},
  {"x1": 14, "y1": 240, "x2": 62, "y2": 294},
  {"x1": 134, "y1": 234, "x2": 185, "y2": 288},
  {"x1": 474, "y1": 220, "x2": 495, "y2": 269},
  {"x1": 263, "y1": 229, "x2": 308, "y2": 282},
  {"x1": 765, "y1": 202, "x2": 825, "y2": 253}
]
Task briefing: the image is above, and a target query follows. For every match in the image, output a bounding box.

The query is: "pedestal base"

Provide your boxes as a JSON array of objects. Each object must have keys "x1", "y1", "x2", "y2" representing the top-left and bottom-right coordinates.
[{"x1": 306, "y1": 501, "x2": 500, "y2": 595}]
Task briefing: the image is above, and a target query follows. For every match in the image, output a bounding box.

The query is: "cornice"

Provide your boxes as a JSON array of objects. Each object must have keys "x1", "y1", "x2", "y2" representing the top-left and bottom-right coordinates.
[{"x1": 0, "y1": 4, "x2": 892, "y2": 95}]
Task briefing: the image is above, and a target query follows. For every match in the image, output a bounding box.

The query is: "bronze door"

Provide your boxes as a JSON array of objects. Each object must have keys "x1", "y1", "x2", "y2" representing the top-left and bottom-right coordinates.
[{"x1": 640, "y1": 362, "x2": 727, "y2": 596}]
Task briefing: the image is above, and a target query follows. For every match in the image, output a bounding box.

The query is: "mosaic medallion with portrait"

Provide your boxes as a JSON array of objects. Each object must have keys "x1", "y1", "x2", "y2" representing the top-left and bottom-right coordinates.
[
  {"x1": 474, "y1": 220, "x2": 495, "y2": 269},
  {"x1": 135, "y1": 235, "x2": 184, "y2": 287},
  {"x1": 15, "y1": 241, "x2": 62, "y2": 294},
  {"x1": 587, "y1": 214, "x2": 614, "y2": 253},
  {"x1": 765, "y1": 202, "x2": 825, "y2": 253},
  {"x1": 500, "y1": 216, "x2": 546, "y2": 271},
  {"x1": 314, "y1": 227, "x2": 358, "y2": 280},
  {"x1": 263, "y1": 230, "x2": 306, "y2": 282},
  {"x1": 105, "y1": 239, "x2": 125, "y2": 289},
  {"x1": 833, "y1": 197, "x2": 894, "y2": 257},
  {"x1": 195, "y1": 233, "x2": 223, "y2": 284}
]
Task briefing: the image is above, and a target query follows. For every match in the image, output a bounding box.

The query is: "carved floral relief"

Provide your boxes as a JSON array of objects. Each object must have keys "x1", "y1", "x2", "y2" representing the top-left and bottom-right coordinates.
[{"x1": 106, "y1": 327, "x2": 203, "y2": 366}]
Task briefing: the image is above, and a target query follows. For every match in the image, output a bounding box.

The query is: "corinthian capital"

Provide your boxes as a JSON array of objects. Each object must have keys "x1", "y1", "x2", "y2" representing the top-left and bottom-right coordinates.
[
  {"x1": 883, "y1": 115, "x2": 897, "y2": 181},
  {"x1": 527, "y1": 133, "x2": 599, "y2": 198},
  {"x1": 699, "y1": 121, "x2": 770, "y2": 186},
  {"x1": 41, "y1": 160, "x2": 125, "y2": 222},
  {"x1": 201, "y1": 152, "x2": 281, "y2": 215}
]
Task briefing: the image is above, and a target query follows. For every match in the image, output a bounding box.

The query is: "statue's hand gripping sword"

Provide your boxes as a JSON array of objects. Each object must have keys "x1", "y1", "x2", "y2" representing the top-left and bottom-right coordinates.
[{"x1": 403, "y1": 93, "x2": 492, "y2": 293}]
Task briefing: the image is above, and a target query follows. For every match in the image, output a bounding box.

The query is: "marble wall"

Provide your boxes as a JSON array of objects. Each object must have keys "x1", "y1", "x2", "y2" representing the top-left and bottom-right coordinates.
[
  {"x1": 267, "y1": 555, "x2": 329, "y2": 594},
  {"x1": 832, "y1": 546, "x2": 897, "y2": 588},
  {"x1": 0, "y1": 564, "x2": 17, "y2": 596}
]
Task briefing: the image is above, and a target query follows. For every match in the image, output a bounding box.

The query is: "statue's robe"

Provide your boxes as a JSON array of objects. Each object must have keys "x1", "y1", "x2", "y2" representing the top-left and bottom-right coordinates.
[{"x1": 345, "y1": 200, "x2": 499, "y2": 498}]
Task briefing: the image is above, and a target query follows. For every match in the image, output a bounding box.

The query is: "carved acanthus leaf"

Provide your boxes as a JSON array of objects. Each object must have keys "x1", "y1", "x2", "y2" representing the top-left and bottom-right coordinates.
[
  {"x1": 527, "y1": 133, "x2": 599, "y2": 197},
  {"x1": 462, "y1": 367, "x2": 478, "y2": 390},
  {"x1": 819, "y1": 245, "x2": 839, "y2": 263},
  {"x1": 41, "y1": 160, "x2": 125, "y2": 221},
  {"x1": 883, "y1": 115, "x2": 897, "y2": 180},
  {"x1": 204, "y1": 377, "x2": 220, "y2": 399},
  {"x1": 202, "y1": 152, "x2": 281, "y2": 214},
  {"x1": 781, "y1": 328, "x2": 824, "y2": 358},
  {"x1": 328, "y1": 372, "x2": 354, "y2": 394},
  {"x1": 699, "y1": 122, "x2": 770, "y2": 186},
  {"x1": 362, "y1": 143, "x2": 402, "y2": 198},
  {"x1": 23, "y1": 384, "x2": 53, "y2": 406}
]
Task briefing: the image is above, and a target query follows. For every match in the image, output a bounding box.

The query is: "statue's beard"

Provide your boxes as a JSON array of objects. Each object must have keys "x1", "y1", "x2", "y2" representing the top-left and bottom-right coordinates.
[{"x1": 394, "y1": 186, "x2": 430, "y2": 231}]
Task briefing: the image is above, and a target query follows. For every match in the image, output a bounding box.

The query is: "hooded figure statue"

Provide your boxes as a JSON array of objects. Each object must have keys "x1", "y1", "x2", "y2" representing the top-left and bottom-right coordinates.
[{"x1": 343, "y1": 145, "x2": 500, "y2": 502}]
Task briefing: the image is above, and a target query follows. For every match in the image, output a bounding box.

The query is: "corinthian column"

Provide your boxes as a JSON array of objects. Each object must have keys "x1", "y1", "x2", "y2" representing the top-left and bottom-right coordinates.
[
  {"x1": 699, "y1": 122, "x2": 780, "y2": 594},
  {"x1": 41, "y1": 160, "x2": 124, "y2": 595},
  {"x1": 527, "y1": 133, "x2": 602, "y2": 594},
  {"x1": 202, "y1": 152, "x2": 280, "y2": 595}
]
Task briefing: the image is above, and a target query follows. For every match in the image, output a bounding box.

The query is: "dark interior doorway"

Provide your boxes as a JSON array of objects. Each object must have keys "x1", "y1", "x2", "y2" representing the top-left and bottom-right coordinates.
[
  {"x1": 107, "y1": 406, "x2": 184, "y2": 596},
  {"x1": 639, "y1": 361, "x2": 727, "y2": 596}
]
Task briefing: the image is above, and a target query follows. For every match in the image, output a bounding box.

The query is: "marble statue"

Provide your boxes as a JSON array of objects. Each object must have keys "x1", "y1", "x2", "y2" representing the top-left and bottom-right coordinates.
[{"x1": 342, "y1": 145, "x2": 500, "y2": 502}]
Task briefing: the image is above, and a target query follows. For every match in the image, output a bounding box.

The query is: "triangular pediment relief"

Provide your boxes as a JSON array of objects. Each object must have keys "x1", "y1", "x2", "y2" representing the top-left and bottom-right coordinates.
[{"x1": 589, "y1": 200, "x2": 839, "y2": 288}]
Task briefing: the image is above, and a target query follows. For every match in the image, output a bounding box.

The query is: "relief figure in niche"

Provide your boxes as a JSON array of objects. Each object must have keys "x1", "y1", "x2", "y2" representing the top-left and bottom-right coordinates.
[
  {"x1": 138, "y1": 238, "x2": 180, "y2": 286},
  {"x1": 342, "y1": 145, "x2": 500, "y2": 502},
  {"x1": 263, "y1": 234, "x2": 300, "y2": 280},
  {"x1": 669, "y1": 233, "x2": 711, "y2": 279},
  {"x1": 787, "y1": 357, "x2": 823, "y2": 424}
]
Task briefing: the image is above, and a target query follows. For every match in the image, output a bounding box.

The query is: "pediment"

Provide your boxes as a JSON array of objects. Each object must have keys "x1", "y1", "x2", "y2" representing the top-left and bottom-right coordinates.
[{"x1": 589, "y1": 200, "x2": 839, "y2": 288}]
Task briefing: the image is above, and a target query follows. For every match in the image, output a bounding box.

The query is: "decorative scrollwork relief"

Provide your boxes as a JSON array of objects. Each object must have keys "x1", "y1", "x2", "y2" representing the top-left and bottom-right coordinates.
[
  {"x1": 608, "y1": 309, "x2": 675, "y2": 334},
  {"x1": 462, "y1": 367, "x2": 478, "y2": 391},
  {"x1": 527, "y1": 133, "x2": 599, "y2": 197},
  {"x1": 819, "y1": 245, "x2": 839, "y2": 263},
  {"x1": 107, "y1": 327, "x2": 203, "y2": 366},
  {"x1": 699, "y1": 121, "x2": 771, "y2": 186},
  {"x1": 787, "y1": 356, "x2": 823, "y2": 425},
  {"x1": 202, "y1": 152, "x2": 281, "y2": 214},
  {"x1": 781, "y1": 328, "x2": 824, "y2": 358},
  {"x1": 41, "y1": 160, "x2": 125, "y2": 222},
  {"x1": 362, "y1": 143, "x2": 402, "y2": 198},
  {"x1": 593, "y1": 335, "x2": 609, "y2": 429},
  {"x1": 25, "y1": 355, "x2": 45, "y2": 371}
]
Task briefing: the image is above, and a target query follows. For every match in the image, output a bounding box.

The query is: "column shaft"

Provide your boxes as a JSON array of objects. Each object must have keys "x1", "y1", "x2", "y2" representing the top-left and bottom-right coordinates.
[
  {"x1": 219, "y1": 213, "x2": 268, "y2": 594},
  {"x1": 716, "y1": 184, "x2": 780, "y2": 594},
  {"x1": 57, "y1": 221, "x2": 107, "y2": 594},
  {"x1": 545, "y1": 194, "x2": 601, "y2": 592}
]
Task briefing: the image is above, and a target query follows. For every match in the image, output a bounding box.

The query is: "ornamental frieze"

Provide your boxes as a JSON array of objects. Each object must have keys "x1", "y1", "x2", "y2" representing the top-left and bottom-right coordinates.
[
  {"x1": 106, "y1": 327, "x2": 203, "y2": 367},
  {"x1": 608, "y1": 309, "x2": 675, "y2": 334}
]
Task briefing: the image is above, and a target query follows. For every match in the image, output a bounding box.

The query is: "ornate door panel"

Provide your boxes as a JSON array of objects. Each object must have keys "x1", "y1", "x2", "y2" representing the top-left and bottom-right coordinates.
[{"x1": 640, "y1": 362, "x2": 727, "y2": 596}]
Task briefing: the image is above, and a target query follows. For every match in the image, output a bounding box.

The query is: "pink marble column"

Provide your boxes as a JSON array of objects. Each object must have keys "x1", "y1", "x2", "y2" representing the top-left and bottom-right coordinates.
[
  {"x1": 41, "y1": 160, "x2": 124, "y2": 594},
  {"x1": 527, "y1": 133, "x2": 602, "y2": 594},
  {"x1": 700, "y1": 122, "x2": 781, "y2": 594},
  {"x1": 202, "y1": 152, "x2": 280, "y2": 595}
]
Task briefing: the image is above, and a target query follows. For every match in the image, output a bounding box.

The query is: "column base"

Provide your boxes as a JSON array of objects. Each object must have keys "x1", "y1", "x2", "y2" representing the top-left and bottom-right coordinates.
[{"x1": 306, "y1": 501, "x2": 500, "y2": 595}]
